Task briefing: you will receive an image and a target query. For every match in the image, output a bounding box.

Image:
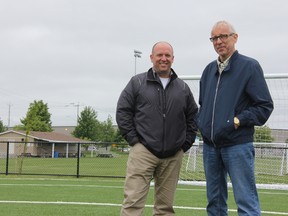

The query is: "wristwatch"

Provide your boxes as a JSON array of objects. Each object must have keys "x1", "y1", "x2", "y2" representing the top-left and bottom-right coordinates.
[{"x1": 234, "y1": 117, "x2": 240, "y2": 127}]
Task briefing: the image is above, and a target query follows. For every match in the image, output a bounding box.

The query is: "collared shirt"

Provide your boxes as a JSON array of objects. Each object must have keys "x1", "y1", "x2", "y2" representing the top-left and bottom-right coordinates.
[{"x1": 217, "y1": 56, "x2": 231, "y2": 74}]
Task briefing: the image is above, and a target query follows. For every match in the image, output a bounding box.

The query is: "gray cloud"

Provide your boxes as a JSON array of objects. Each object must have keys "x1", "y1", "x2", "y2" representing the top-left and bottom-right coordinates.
[{"x1": 0, "y1": 0, "x2": 287, "y2": 126}]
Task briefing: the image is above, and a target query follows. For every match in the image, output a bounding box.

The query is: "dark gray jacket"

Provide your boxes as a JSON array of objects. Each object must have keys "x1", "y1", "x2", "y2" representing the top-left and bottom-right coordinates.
[
  {"x1": 116, "y1": 68, "x2": 198, "y2": 158},
  {"x1": 198, "y1": 51, "x2": 274, "y2": 147}
]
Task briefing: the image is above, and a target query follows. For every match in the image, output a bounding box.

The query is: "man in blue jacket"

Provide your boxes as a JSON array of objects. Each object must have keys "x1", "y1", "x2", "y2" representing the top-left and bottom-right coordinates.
[
  {"x1": 198, "y1": 21, "x2": 273, "y2": 216},
  {"x1": 117, "y1": 41, "x2": 198, "y2": 215}
]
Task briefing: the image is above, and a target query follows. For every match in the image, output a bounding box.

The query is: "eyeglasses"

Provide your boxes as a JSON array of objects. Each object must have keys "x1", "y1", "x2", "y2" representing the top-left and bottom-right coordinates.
[{"x1": 209, "y1": 33, "x2": 235, "y2": 42}]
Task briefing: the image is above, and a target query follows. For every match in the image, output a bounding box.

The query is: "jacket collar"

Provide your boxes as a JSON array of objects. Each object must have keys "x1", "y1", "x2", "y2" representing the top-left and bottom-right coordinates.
[
  {"x1": 213, "y1": 50, "x2": 239, "y2": 75},
  {"x1": 147, "y1": 68, "x2": 178, "y2": 82}
]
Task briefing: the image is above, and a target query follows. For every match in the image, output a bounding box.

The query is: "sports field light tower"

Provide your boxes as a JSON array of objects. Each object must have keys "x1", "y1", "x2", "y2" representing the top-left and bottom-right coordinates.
[{"x1": 134, "y1": 50, "x2": 142, "y2": 75}]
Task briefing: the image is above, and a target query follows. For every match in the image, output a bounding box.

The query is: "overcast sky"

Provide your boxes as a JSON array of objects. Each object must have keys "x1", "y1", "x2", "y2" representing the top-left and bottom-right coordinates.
[{"x1": 0, "y1": 0, "x2": 287, "y2": 127}]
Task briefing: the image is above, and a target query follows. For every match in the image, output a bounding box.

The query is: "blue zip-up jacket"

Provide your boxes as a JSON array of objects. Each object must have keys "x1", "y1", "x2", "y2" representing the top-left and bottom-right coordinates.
[
  {"x1": 116, "y1": 68, "x2": 198, "y2": 158},
  {"x1": 198, "y1": 51, "x2": 274, "y2": 147}
]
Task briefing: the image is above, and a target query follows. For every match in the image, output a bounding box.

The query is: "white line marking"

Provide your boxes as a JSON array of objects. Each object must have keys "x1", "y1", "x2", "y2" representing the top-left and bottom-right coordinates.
[
  {"x1": 0, "y1": 200, "x2": 288, "y2": 215},
  {"x1": 1, "y1": 183, "x2": 287, "y2": 196}
]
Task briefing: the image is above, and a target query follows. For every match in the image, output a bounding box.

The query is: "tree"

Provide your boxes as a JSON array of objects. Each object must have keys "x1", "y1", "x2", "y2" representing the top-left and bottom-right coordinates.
[
  {"x1": 98, "y1": 115, "x2": 116, "y2": 142},
  {"x1": 16, "y1": 100, "x2": 52, "y2": 132},
  {"x1": 254, "y1": 125, "x2": 274, "y2": 143},
  {"x1": 0, "y1": 120, "x2": 6, "y2": 133},
  {"x1": 114, "y1": 128, "x2": 126, "y2": 143},
  {"x1": 73, "y1": 106, "x2": 100, "y2": 141}
]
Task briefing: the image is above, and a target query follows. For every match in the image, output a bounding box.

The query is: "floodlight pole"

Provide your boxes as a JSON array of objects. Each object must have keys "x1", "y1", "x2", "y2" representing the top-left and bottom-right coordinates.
[{"x1": 134, "y1": 50, "x2": 142, "y2": 75}]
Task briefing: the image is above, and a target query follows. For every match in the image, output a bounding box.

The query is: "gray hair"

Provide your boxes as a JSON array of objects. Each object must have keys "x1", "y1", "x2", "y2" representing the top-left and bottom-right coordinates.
[{"x1": 212, "y1": 20, "x2": 236, "y2": 33}]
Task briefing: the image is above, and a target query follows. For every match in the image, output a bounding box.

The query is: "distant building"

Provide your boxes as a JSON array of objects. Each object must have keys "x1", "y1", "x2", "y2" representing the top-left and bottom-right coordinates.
[
  {"x1": 0, "y1": 130, "x2": 88, "y2": 158},
  {"x1": 52, "y1": 126, "x2": 75, "y2": 136}
]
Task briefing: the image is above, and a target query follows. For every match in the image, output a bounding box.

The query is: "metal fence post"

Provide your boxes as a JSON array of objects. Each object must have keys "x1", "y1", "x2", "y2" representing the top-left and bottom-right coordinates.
[
  {"x1": 76, "y1": 142, "x2": 80, "y2": 178},
  {"x1": 284, "y1": 144, "x2": 288, "y2": 174},
  {"x1": 6, "y1": 141, "x2": 9, "y2": 175}
]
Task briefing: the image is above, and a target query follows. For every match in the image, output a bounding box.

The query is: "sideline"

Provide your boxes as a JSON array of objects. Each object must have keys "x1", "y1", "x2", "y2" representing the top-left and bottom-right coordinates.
[
  {"x1": 1, "y1": 178, "x2": 287, "y2": 190},
  {"x1": 0, "y1": 200, "x2": 288, "y2": 215},
  {"x1": 1, "y1": 182, "x2": 288, "y2": 195}
]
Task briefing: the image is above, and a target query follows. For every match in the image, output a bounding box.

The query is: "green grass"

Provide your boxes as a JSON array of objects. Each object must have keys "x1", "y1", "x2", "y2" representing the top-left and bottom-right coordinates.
[
  {"x1": 0, "y1": 176, "x2": 287, "y2": 216},
  {"x1": 1, "y1": 154, "x2": 288, "y2": 184},
  {"x1": 1, "y1": 155, "x2": 128, "y2": 177}
]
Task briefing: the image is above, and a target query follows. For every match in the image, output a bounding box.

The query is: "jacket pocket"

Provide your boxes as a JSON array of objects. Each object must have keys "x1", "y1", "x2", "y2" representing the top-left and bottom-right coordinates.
[
  {"x1": 213, "y1": 119, "x2": 235, "y2": 144},
  {"x1": 197, "y1": 118, "x2": 212, "y2": 144}
]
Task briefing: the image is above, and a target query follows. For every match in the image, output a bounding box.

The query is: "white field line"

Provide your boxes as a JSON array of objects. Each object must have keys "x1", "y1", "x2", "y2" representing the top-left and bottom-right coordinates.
[
  {"x1": 0, "y1": 200, "x2": 288, "y2": 215},
  {"x1": 1, "y1": 181, "x2": 287, "y2": 215},
  {"x1": 1, "y1": 182, "x2": 288, "y2": 196},
  {"x1": 1, "y1": 178, "x2": 288, "y2": 190}
]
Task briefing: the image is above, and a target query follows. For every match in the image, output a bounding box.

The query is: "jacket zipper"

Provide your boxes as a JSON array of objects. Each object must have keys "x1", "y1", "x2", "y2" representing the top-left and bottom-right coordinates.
[
  {"x1": 162, "y1": 88, "x2": 167, "y2": 151},
  {"x1": 158, "y1": 77, "x2": 171, "y2": 153},
  {"x1": 158, "y1": 85, "x2": 167, "y2": 152},
  {"x1": 211, "y1": 74, "x2": 221, "y2": 146}
]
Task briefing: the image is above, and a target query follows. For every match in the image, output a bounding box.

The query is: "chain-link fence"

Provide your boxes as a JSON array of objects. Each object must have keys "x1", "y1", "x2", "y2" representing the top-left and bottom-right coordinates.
[
  {"x1": 1, "y1": 141, "x2": 287, "y2": 186},
  {"x1": 0, "y1": 141, "x2": 127, "y2": 178}
]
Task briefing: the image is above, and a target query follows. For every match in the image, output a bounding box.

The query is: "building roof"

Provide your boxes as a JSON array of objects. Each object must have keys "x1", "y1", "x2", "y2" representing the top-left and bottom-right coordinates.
[{"x1": 0, "y1": 130, "x2": 89, "y2": 143}]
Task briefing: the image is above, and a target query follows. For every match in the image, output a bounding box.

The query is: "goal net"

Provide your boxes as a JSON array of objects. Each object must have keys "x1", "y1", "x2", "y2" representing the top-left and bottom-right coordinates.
[{"x1": 179, "y1": 74, "x2": 288, "y2": 185}]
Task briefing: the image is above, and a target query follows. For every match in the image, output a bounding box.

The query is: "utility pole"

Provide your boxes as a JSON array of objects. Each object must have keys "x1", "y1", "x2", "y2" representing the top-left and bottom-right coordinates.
[
  {"x1": 66, "y1": 102, "x2": 80, "y2": 126},
  {"x1": 8, "y1": 103, "x2": 11, "y2": 129}
]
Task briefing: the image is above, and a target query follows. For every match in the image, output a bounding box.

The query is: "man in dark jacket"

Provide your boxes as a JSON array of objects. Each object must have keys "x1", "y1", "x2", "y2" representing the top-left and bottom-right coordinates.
[
  {"x1": 116, "y1": 41, "x2": 198, "y2": 215},
  {"x1": 198, "y1": 21, "x2": 273, "y2": 216}
]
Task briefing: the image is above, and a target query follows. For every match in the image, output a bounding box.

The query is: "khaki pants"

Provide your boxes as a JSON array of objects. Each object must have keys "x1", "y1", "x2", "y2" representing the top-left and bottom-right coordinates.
[{"x1": 120, "y1": 143, "x2": 184, "y2": 216}]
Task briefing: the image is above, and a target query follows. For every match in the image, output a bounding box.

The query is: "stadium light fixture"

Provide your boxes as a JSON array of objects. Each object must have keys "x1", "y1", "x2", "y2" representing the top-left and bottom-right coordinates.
[{"x1": 134, "y1": 50, "x2": 142, "y2": 75}]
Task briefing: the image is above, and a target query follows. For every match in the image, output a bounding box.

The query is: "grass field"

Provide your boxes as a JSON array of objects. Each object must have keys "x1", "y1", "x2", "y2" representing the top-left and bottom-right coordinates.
[
  {"x1": 1, "y1": 153, "x2": 288, "y2": 184},
  {"x1": 1, "y1": 151, "x2": 288, "y2": 215},
  {"x1": 0, "y1": 176, "x2": 287, "y2": 216}
]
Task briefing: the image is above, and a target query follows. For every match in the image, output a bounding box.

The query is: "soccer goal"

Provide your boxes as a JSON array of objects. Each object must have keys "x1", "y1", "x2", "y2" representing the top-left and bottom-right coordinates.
[{"x1": 179, "y1": 74, "x2": 288, "y2": 185}]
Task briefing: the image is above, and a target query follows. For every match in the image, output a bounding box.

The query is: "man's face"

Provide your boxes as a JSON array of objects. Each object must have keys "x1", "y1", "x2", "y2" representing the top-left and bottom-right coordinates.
[
  {"x1": 211, "y1": 24, "x2": 238, "y2": 61},
  {"x1": 150, "y1": 43, "x2": 174, "y2": 74}
]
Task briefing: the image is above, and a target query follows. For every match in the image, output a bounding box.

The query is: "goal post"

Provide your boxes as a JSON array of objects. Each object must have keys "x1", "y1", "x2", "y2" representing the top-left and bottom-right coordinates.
[{"x1": 179, "y1": 74, "x2": 288, "y2": 185}]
